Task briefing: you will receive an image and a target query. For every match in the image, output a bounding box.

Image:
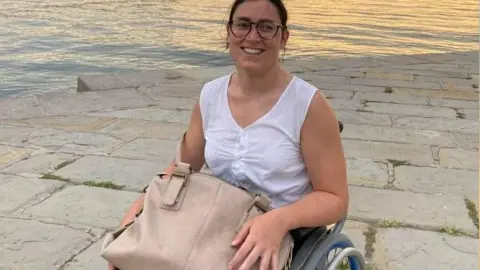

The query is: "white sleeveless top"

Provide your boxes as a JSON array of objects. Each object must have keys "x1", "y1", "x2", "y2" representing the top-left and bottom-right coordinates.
[{"x1": 199, "y1": 73, "x2": 319, "y2": 209}]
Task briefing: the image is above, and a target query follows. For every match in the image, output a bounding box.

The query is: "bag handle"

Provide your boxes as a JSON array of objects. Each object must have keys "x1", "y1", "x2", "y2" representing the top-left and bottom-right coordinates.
[{"x1": 235, "y1": 193, "x2": 272, "y2": 232}]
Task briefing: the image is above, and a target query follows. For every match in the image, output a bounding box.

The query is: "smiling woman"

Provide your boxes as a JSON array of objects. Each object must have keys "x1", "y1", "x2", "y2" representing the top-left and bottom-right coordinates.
[{"x1": 107, "y1": 0, "x2": 349, "y2": 269}]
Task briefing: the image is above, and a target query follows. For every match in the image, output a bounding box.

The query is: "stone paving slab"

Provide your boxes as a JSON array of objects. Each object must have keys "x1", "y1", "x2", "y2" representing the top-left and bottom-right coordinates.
[
  {"x1": 335, "y1": 110, "x2": 392, "y2": 126},
  {"x1": 52, "y1": 155, "x2": 162, "y2": 191},
  {"x1": 77, "y1": 69, "x2": 195, "y2": 92},
  {"x1": 0, "y1": 145, "x2": 37, "y2": 169},
  {"x1": 0, "y1": 174, "x2": 66, "y2": 214},
  {"x1": 36, "y1": 88, "x2": 157, "y2": 117},
  {"x1": 348, "y1": 185, "x2": 476, "y2": 234},
  {"x1": 0, "y1": 217, "x2": 104, "y2": 270},
  {"x1": 393, "y1": 116, "x2": 478, "y2": 134},
  {"x1": 2, "y1": 152, "x2": 78, "y2": 176},
  {"x1": 21, "y1": 185, "x2": 140, "y2": 229},
  {"x1": 373, "y1": 228, "x2": 477, "y2": 270},
  {"x1": 364, "y1": 102, "x2": 458, "y2": 118},
  {"x1": 26, "y1": 128, "x2": 125, "y2": 155},
  {"x1": 97, "y1": 118, "x2": 187, "y2": 141},
  {"x1": 111, "y1": 137, "x2": 178, "y2": 163},
  {"x1": 394, "y1": 166, "x2": 478, "y2": 203},
  {"x1": 346, "y1": 158, "x2": 389, "y2": 188},
  {"x1": 341, "y1": 124, "x2": 458, "y2": 147},
  {"x1": 438, "y1": 148, "x2": 478, "y2": 170},
  {"x1": 0, "y1": 96, "x2": 45, "y2": 120},
  {"x1": 63, "y1": 239, "x2": 108, "y2": 270},
  {"x1": 342, "y1": 140, "x2": 436, "y2": 166},
  {"x1": 11, "y1": 115, "x2": 118, "y2": 132}
]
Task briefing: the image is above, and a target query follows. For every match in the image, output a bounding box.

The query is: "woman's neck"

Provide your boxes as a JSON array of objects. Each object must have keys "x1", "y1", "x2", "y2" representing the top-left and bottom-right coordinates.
[{"x1": 234, "y1": 63, "x2": 284, "y2": 96}]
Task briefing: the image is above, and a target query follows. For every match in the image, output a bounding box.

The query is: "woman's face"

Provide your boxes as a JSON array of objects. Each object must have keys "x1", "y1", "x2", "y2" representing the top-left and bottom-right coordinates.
[{"x1": 227, "y1": 0, "x2": 289, "y2": 73}]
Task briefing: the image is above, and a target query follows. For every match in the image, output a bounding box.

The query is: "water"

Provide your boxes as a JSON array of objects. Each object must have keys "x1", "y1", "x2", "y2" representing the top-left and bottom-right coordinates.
[{"x1": 1, "y1": 0, "x2": 478, "y2": 98}]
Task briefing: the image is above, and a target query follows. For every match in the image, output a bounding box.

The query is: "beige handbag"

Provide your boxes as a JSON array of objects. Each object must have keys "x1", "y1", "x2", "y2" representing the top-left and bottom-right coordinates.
[{"x1": 100, "y1": 136, "x2": 294, "y2": 270}]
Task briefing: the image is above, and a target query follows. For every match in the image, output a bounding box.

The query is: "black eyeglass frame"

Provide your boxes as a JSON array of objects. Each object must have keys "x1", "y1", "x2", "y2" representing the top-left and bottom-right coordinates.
[{"x1": 228, "y1": 19, "x2": 286, "y2": 40}]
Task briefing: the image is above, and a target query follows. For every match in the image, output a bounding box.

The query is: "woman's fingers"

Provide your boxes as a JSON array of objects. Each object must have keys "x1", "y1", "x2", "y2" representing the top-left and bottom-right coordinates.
[
  {"x1": 270, "y1": 252, "x2": 279, "y2": 270},
  {"x1": 229, "y1": 237, "x2": 254, "y2": 270},
  {"x1": 239, "y1": 246, "x2": 263, "y2": 270},
  {"x1": 259, "y1": 250, "x2": 272, "y2": 270},
  {"x1": 231, "y1": 222, "x2": 251, "y2": 247}
]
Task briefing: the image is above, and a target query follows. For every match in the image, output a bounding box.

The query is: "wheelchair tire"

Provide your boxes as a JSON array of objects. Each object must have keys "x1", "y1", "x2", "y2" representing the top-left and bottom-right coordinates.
[{"x1": 299, "y1": 233, "x2": 363, "y2": 270}]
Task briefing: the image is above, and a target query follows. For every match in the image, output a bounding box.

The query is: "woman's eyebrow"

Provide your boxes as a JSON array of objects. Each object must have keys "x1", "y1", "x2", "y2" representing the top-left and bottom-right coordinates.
[{"x1": 234, "y1": 16, "x2": 275, "y2": 23}]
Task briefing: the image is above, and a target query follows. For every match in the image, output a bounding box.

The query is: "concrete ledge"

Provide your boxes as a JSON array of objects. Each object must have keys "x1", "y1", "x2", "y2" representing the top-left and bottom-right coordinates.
[{"x1": 77, "y1": 69, "x2": 196, "y2": 92}]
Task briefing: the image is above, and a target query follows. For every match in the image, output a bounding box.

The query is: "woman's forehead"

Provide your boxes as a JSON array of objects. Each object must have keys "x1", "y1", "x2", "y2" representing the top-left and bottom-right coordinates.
[{"x1": 233, "y1": 0, "x2": 281, "y2": 22}]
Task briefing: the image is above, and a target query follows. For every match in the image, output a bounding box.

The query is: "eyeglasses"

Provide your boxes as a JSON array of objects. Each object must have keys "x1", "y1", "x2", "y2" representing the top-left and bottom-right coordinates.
[{"x1": 228, "y1": 19, "x2": 284, "y2": 40}]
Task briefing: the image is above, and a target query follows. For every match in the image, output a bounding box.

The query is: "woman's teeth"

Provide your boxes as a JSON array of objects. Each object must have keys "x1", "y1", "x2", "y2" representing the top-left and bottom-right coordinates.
[{"x1": 243, "y1": 48, "x2": 263, "y2": 55}]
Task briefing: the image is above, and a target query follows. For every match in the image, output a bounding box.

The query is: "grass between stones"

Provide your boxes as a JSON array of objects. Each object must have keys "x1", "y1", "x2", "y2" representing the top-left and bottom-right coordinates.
[
  {"x1": 386, "y1": 159, "x2": 409, "y2": 167},
  {"x1": 464, "y1": 198, "x2": 479, "y2": 230},
  {"x1": 455, "y1": 109, "x2": 466, "y2": 119},
  {"x1": 82, "y1": 180, "x2": 125, "y2": 190},
  {"x1": 54, "y1": 159, "x2": 76, "y2": 170},
  {"x1": 377, "y1": 219, "x2": 405, "y2": 228},
  {"x1": 40, "y1": 173, "x2": 125, "y2": 190},
  {"x1": 472, "y1": 84, "x2": 478, "y2": 89},
  {"x1": 383, "y1": 87, "x2": 394, "y2": 93},
  {"x1": 363, "y1": 225, "x2": 377, "y2": 261},
  {"x1": 40, "y1": 173, "x2": 70, "y2": 182},
  {"x1": 438, "y1": 225, "x2": 465, "y2": 236}
]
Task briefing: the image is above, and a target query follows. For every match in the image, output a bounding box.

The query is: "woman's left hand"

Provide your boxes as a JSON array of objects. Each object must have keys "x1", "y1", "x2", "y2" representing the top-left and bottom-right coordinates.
[{"x1": 228, "y1": 210, "x2": 290, "y2": 270}]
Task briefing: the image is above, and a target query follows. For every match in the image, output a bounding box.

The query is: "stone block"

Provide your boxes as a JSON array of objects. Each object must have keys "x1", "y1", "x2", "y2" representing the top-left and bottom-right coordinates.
[
  {"x1": 394, "y1": 166, "x2": 478, "y2": 203},
  {"x1": 3, "y1": 152, "x2": 77, "y2": 176},
  {"x1": 0, "y1": 96, "x2": 45, "y2": 120},
  {"x1": 460, "y1": 108, "x2": 478, "y2": 120},
  {"x1": 139, "y1": 83, "x2": 204, "y2": 99},
  {"x1": 98, "y1": 118, "x2": 187, "y2": 141},
  {"x1": 341, "y1": 124, "x2": 456, "y2": 147},
  {"x1": 53, "y1": 155, "x2": 162, "y2": 191},
  {"x1": 0, "y1": 145, "x2": 36, "y2": 168},
  {"x1": 322, "y1": 89, "x2": 354, "y2": 99},
  {"x1": 63, "y1": 239, "x2": 108, "y2": 270},
  {"x1": 0, "y1": 174, "x2": 66, "y2": 214},
  {"x1": 27, "y1": 128, "x2": 124, "y2": 155},
  {"x1": 342, "y1": 220, "x2": 368, "y2": 256},
  {"x1": 354, "y1": 92, "x2": 430, "y2": 106},
  {"x1": 342, "y1": 140, "x2": 435, "y2": 166},
  {"x1": 0, "y1": 218, "x2": 103, "y2": 270},
  {"x1": 350, "y1": 77, "x2": 442, "y2": 90},
  {"x1": 0, "y1": 124, "x2": 38, "y2": 145},
  {"x1": 364, "y1": 102, "x2": 457, "y2": 118},
  {"x1": 296, "y1": 73, "x2": 350, "y2": 85},
  {"x1": 147, "y1": 96, "x2": 197, "y2": 110},
  {"x1": 348, "y1": 186, "x2": 476, "y2": 233},
  {"x1": 15, "y1": 115, "x2": 118, "y2": 132},
  {"x1": 23, "y1": 185, "x2": 140, "y2": 229},
  {"x1": 77, "y1": 74, "x2": 133, "y2": 92},
  {"x1": 336, "y1": 111, "x2": 392, "y2": 126},
  {"x1": 36, "y1": 89, "x2": 156, "y2": 116},
  {"x1": 373, "y1": 228, "x2": 477, "y2": 270},
  {"x1": 393, "y1": 116, "x2": 478, "y2": 134},
  {"x1": 394, "y1": 88, "x2": 479, "y2": 101},
  {"x1": 315, "y1": 82, "x2": 387, "y2": 93},
  {"x1": 346, "y1": 158, "x2": 388, "y2": 188},
  {"x1": 90, "y1": 107, "x2": 177, "y2": 122},
  {"x1": 451, "y1": 133, "x2": 479, "y2": 151},
  {"x1": 439, "y1": 148, "x2": 478, "y2": 170},
  {"x1": 77, "y1": 70, "x2": 193, "y2": 92},
  {"x1": 117, "y1": 70, "x2": 195, "y2": 87},
  {"x1": 364, "y1": 72, "x2": 415, "y2": 81},
  {"x1": 111, "y1": 138, "x2": 178, "y2": 164},
  {"x1": 328, "y1": 99, "x2": 363, "y2": 111},
  {"x1": 428, "y1": 99, "x2": 478, "y2": 109}
]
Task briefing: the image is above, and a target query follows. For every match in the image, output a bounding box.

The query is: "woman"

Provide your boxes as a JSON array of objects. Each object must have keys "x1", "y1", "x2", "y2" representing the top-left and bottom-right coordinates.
[{"x1": 111, "y1": 0, "x2": 348, "y2": 269}]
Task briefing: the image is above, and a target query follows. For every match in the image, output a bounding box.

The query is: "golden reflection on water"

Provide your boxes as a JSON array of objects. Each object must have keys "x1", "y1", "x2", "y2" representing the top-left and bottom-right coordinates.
[{"x1": 0, "y1": 0, "x2": 478, "y2": 97}]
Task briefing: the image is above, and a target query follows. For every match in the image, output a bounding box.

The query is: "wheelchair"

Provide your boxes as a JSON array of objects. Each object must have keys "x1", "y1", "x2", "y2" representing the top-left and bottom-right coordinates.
[{"x1": 109, "y1": 121, "x2": 367, "y2": 270}]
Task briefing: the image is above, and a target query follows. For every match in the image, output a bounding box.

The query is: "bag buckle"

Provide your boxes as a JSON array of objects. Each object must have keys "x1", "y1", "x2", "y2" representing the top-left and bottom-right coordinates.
[{"x1": 161, "y1": 163, "x2": 191, "y2": 206}]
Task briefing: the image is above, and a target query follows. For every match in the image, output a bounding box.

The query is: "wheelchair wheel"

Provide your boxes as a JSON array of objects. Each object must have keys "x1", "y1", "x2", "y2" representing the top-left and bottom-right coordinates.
[{"x1": 300, "y1": 233, "x2": 366, "y2": 270}]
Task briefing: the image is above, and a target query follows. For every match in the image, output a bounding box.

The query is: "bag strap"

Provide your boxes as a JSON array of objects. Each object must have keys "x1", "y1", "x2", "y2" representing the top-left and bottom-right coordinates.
[{"x1": 161, "y1": 132, "x2": 192, "y2": 207}]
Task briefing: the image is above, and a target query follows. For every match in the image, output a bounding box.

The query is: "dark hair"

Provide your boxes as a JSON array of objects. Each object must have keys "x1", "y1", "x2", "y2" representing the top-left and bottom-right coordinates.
[{"x1": 227, "y1": 0, "x2": 289, "y2": 29}]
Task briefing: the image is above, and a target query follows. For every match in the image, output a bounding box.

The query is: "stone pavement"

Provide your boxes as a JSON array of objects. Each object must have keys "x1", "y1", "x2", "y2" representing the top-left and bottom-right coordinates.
[{"x1": 0, "y1": 50, "x2": 478, "y2": 270}]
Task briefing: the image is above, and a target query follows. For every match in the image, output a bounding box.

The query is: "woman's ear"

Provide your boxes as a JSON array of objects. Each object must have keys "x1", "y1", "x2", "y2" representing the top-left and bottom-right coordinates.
[{"x1": 281, "y1": 29, "x2": 290, "y2": 50}]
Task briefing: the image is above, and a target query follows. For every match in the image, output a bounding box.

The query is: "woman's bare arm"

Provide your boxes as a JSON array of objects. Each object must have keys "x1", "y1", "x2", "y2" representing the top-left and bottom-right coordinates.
[{"x1": 273, "y1": 90, "x2": 349, "y2": 229}]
